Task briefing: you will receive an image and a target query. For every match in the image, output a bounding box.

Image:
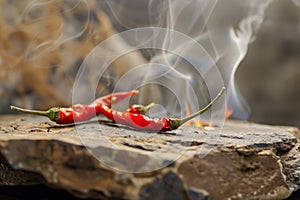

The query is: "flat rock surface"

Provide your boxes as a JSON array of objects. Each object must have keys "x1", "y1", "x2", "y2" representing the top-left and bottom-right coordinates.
[{"x1": 0, "y1": 115, "x2": 299, "y2": 199}]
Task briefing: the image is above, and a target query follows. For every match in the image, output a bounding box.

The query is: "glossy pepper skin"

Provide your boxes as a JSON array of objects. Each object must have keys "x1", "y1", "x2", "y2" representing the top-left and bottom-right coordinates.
[
  {"x1": 11, "y1": 90, "x2": 139, "y2": 124},
  {"x1": 100, "y1": 104, "x2": 172, "y2": 132},
  {"x1": 99, "y1": 87, "x2": 225, "y2": 132},
  {"x1": 55, "y1": 90, "x2": 139, "y2": 124}
]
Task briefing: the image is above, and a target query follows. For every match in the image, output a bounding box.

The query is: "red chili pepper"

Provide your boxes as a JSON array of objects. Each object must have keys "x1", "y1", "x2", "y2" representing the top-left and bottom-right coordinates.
[
  {"x1": 100, "y1": 87, "x2": 225, "y2": 132},
  {"x1": 10, "y1": 90, "x2": 138, "y2": 124}
]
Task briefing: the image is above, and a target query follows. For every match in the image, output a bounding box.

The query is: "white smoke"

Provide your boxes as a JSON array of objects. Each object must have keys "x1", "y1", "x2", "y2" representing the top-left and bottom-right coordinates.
[
  {"x1": 6, "y1": 0, "x2": 299, "y2": 121},
  {"x1": 101, "y1": 0, "x2": 275, "y2": 120},
  {"x1": 292, "y1": 0, "x2": 300, "y2": 6}
]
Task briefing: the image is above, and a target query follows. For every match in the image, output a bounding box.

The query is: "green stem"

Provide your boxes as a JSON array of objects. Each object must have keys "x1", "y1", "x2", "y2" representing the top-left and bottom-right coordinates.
[
  {"x1": 10, "y1": 106, "x2": 60, "y2": 122},
  {"x1": 180, "y1": 87, "x2": 226, "y2": 125},
  {"x1": 10, "y1": 106, "x2": 50, "y2": 116}
]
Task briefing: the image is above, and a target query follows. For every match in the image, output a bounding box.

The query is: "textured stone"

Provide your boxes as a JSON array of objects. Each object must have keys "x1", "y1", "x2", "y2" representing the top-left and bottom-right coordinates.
[{"x1": 0, "y1": 115, "x2": 299, "y2": 199}]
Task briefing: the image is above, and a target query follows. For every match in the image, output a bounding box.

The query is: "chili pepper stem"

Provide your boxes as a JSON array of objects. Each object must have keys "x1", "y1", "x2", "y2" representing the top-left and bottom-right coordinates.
[
  {"x1": 140, "y1": 102, "x2": 156, "y2": 114},
  {"x1": 170, "y1": 87, "x2": 226, "y2": 129},
  {"x1": 10, "y1": 106, "x2": 60, "y2": 122}
]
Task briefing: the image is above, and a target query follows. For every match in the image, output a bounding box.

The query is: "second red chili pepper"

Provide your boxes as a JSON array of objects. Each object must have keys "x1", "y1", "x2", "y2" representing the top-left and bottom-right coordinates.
[{"x1": 100, "y1": 87, "x2": 225, "y2": 132}]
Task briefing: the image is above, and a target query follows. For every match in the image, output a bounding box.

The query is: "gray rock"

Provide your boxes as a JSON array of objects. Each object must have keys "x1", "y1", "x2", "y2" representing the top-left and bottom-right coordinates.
[{"x1": 0, "y1": 115, "x2": 299, "y2": 199}]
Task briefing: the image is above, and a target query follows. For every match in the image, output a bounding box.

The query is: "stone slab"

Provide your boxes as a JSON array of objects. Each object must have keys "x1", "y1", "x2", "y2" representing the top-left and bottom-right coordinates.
[{"x1": 0, "y1": 115, "x2": 299, "y2": 199}]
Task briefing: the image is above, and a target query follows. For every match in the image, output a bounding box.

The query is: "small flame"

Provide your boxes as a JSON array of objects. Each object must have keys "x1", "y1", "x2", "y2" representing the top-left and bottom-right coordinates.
[
  {"x1": 194, "y1": 121, "x2": 215, "y2": 128},
  {"x1": 184, "y1": 99, "x2": 232, "y2": 128},
  {"x1": 184, "y1": 99, "x2": 216, "y2": 128},
  {"x1": 225, "y1": 108, "x2": 233, "y2": 119}
]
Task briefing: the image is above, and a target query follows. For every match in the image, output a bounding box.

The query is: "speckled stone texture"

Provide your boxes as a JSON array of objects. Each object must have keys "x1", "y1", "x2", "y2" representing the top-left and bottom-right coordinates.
[{"x1": 0, "y1": 115, "x2": 299, "y2": 199}]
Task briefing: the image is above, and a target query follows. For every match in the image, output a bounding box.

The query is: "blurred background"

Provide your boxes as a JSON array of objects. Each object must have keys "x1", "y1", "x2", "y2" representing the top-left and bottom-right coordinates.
[
  {"x1": 0, "y1": 0, "x2": 299, "y2": 128},
  {"x1": 237, "y1": 0, "x2": 300, "y2": 128}
]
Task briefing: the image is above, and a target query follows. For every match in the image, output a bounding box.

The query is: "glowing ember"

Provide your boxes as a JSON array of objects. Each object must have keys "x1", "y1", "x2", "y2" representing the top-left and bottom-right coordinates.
[
  {"x1": 184, "y1": 100, "x2": 216, "y2": 127},
  {"x1": 225, "y1": 108, "x2": 233, "y2": 119},
  {"x1": 183, "y1": 97, "x2": 233, "y2": 128},
  {"x1": 194, "y1": 121, "x2": 215, "y2": 127}
]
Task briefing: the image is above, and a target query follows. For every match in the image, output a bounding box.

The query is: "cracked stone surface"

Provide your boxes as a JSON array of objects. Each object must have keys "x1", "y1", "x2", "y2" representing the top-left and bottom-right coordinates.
[{"x1": 0, "y1": 115, "x2": 299, "y2": 199}]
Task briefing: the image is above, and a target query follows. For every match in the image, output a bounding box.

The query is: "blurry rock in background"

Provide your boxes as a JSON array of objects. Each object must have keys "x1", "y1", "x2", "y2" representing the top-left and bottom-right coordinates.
[
  {"x1": 237, "y1": 0, "x2": 300, "y2": 128},
  {"x1": 0, "y1": 0, "x2": 146, "y2": 113},
  {"x1": 0, "y1": 0, "x2": 108, "y2": 112}
]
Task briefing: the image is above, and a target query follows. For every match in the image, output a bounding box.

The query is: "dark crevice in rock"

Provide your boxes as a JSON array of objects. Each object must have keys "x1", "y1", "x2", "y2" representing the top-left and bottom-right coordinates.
[
  {"x1": 219, "y1": 134, "x2": 244, "y2": 139},
  {"x1": 139, "y1": 171, "x2": 209, "y2": 200},
  {"x1": 0, "y1": 184, "x2": 83, "y2": 200},
  {"x1": 180, "y1": 141, "x2": 204, "y2": 147},
  {"x1": 168, "y1": 140, "x2": 204, "y2": 147},
  {"x1": 274, "y1": 139, "x2": 297, "y2": 156},
  {"x1": 0, "y1": 154, "x2": 45, "y2": 186},
  {"x1": 121, "y1": 142, "x2": 155, "y2": 152},
  {"x1": 286, "y1": 188, "x2": 300, "y2": 200},
  {"x1": 236, "y1": 138, "x2": 297, "y2": 157}
]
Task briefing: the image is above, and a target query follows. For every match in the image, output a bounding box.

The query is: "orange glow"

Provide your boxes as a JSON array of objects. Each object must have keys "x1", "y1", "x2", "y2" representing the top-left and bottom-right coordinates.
[
  {"x1": 193, "y1": 121, "x2": 215, "y2": 127},
  {"x1": 184, "y1": 102, "x2": 233, "y2": 128},
  {"x1": 184, "y1": 100, "x2": 215, "y2": 127},
  {"x1": 225, "y1": 108, "x2": 233, "y2": 119}
]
